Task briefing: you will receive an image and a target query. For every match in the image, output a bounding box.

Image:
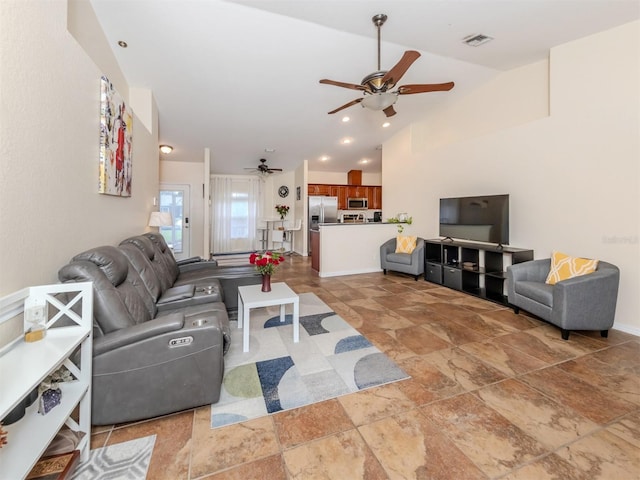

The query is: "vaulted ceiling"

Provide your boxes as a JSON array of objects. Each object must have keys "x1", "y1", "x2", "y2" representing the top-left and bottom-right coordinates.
[{"x1": 90, "y1": 0, "x2": 639, "y2": 174}]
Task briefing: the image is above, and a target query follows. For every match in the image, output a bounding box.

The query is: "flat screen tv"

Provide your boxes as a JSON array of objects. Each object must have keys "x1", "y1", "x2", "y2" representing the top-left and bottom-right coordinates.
[{"x1": 439, "y1": 194, "x2": 509, "y2": 246}]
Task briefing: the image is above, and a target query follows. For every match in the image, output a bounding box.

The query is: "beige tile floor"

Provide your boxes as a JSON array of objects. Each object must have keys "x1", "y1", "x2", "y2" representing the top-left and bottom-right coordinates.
[{"x1": 91, "y1": 256, "x2": 640, "y2": 479}]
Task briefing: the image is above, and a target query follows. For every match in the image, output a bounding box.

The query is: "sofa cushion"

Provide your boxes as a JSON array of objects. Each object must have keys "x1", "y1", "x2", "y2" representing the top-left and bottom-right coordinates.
[
  {"x1": 515, "y1": 280, "x2": 554, "y2": 307},
  {"x1": 386, "y1": 252, "x2": 412, "y2": 265},
  {"x1": 545, "y1": 251, "x2": 599, "y2": 285},
  {"x1": 395, "y1": 235, "x2": 417, "y2": 254}
]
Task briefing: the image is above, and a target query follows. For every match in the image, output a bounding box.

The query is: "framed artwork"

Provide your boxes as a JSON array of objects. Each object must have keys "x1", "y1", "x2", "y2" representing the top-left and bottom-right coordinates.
[{"x1": 99, "y1": 76, "x2": 133, "y2": 196}]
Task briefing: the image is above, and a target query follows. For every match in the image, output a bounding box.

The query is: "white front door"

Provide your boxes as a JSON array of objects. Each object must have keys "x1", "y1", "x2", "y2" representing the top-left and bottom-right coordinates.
[{"x1": 159, "y1": 184, "x2": 191, "y2": 260}]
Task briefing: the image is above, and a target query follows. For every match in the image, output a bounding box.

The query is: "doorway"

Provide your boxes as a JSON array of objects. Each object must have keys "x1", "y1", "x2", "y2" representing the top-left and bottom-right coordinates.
[{"x1": 159, "y1": 184, "x2": 191, "y2": 260}]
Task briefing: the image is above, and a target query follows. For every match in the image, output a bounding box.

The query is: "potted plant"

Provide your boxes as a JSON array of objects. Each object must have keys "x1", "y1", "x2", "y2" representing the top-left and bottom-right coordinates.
[
  {"x1": 275, "y1": 204, "x2": 290, "y2": 220},
  {"x1": 249, "y1": 251, "x2": 285, "y2": 292}
]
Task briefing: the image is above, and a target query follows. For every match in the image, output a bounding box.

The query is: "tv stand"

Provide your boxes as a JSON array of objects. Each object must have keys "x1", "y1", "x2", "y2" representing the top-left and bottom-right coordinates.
[{"x1": 424, "y1": 239, "x2": 533, "y2": 305}]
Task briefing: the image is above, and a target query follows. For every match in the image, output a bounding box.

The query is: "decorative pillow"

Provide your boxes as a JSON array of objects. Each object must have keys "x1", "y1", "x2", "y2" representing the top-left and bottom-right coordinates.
[
  {"x1": 545, "y1": 251, "x2": 599, "y2": 285},
  {"x1": 395, "y1": 235, "x2": 417, "y2": 254}
]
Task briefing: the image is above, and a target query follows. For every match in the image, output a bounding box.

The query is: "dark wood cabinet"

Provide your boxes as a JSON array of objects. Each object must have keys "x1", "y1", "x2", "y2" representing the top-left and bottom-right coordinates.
[
  {"x1": 331, "y1": 185, "x2": 348, "y2": 209},
  {"x1": 347, "y1": 185, "x2": 368, "y2": 198},
  {"x1": 308, "y1": 184, "x2": 332, "y2": 195},
  {"x1": 310, "y1": 230, "x2": 320, "y2": 271},
  {"x1": 424, "y1": 239, "x2": 533, "y2": 305},
  {"x1": 368, "y1": 186, "x2": 382, "y2": 209},
  {"x1": 308, "y1": 183, "x2": 381, "y2": 209}
]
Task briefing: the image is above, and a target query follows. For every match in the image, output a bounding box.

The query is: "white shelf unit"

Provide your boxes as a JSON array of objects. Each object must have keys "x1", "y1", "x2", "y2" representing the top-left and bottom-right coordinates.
[{"x1": 0, "y1": 282, "x2": 93, "y2": 479}]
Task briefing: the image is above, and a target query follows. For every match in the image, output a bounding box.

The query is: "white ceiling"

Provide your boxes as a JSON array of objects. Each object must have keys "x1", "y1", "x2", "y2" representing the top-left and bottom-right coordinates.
[{"x1": 90, "y1": 0, "x2": 639, "y2": 175}]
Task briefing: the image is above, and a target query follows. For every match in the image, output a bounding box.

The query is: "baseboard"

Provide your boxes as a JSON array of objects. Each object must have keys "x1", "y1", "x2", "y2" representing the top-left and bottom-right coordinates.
[
  {"x1": 612, "y1": 322, "x2": 640, "y2": 337},
  {"x1": 319, "y1": 267, "x2": 382, "y2": 278}
]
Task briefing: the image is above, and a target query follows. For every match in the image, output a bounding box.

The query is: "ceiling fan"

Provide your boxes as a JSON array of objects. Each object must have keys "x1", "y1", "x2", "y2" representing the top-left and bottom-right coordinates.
[
  {"x1": 244, "y1": 158, "x2": 283, "y2": 175},
  {"x1": 319, "y1": 14, "x2": 454, "y2": 118}
]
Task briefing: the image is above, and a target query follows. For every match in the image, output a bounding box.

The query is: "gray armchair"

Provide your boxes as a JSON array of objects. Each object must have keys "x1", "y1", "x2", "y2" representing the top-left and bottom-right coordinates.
[
  {"x1": 507, "y1": 258, "x2": 619, "y2": 340},
  {"x1": 380, "y1": 237, "x2": 425, "y2": 280}
]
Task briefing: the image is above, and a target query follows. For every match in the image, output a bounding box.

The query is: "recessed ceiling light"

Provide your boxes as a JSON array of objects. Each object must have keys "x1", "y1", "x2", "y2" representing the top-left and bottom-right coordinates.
[
  {"x1": 320, "y1": 155, "x2": 330, "y2": 161},
  {"x1": 382, "y1": 122, "x2": 391, "y2": 128},
  {"x1": 159, "y1": 145, "x2": 173, "y2": 154},
  {"x1": 117, "y1": 40, "x2": 128, "y2": 48},
  {"x1": 342, "y1": 116, "x2": 350, "y2": 123},
  {"x1": 341, "y1": 137, "x2": 353, "y2": 145},
  {"x1": 360, "y1": 158, "x2": 370, "y2": 164},
  {"x1": 264, "y1": 148, "x2": 276, "y2": 153}
]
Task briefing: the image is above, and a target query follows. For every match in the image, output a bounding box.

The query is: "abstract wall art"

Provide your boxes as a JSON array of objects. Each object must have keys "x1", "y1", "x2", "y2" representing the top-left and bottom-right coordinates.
[{"x1": 99, "y1": 75, "x2": 133, "y2": 196}]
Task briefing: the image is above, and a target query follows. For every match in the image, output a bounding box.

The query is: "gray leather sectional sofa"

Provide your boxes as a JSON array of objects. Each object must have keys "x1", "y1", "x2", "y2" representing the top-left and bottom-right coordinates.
[{"x1": 58, "y1": 232, "x2": 260, "y2": 425}]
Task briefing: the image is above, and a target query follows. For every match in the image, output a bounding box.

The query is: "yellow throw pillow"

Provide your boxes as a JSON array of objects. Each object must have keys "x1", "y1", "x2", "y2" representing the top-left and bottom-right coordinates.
[
  {"x1": 545, "y1": 251, "x2": 599, "y2": 285},
  {"x1": 395, "y1": 235, "x2": 417, "y2": 254}
]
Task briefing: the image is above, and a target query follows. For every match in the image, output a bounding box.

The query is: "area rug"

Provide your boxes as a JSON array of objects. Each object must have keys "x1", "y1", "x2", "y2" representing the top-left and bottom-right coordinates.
[
  {"x1": 71, "y1": 435, "x2": 156, "y2": 480},
  {"x1": 211, "y1": 292, "x2": 409, "y2": 428}
]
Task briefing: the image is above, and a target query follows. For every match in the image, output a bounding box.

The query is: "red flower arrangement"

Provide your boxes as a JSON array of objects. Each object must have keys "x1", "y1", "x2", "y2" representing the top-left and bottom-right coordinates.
[
  {"x1": 249, "y1": 251, "x2": 285, "y2": 275},
  {"x1": 275, "y1": 204, "x2": 290, "y2": 219}
]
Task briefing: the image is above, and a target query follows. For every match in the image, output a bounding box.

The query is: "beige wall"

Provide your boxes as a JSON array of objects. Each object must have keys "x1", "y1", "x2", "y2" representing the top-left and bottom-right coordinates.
[
  {"x1": 0, "y1": 0, "x2": 159, "y2": 296},
  {"x1": 383, "y1": 21, "x2": 640, "y2": 333},
  {"x1": 308, "y1": 171, "x2": 382, "y2": 185}
]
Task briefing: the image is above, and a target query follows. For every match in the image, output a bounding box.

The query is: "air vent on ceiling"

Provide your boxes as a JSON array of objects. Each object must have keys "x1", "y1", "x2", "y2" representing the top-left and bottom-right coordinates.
[{"x1": 462, "y1": 34, "x2": 494, "y2": 47}]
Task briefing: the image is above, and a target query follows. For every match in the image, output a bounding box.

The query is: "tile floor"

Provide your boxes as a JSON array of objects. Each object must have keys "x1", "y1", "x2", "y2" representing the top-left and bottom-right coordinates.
[{"x1": 90, "y1": 256, "x2": 640, "y2": 479}]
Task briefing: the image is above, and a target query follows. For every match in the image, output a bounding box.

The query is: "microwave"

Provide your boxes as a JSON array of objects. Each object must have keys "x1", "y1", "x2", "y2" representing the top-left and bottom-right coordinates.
[{"x1": 347, "y1": 198, "x2": 368, "y2": 209}]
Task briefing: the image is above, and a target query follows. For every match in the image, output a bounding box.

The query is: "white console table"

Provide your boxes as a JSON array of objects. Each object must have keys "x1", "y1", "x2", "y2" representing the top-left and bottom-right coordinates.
[{"x1": 0, "y1": 282, "x2": 93, "y2": 479}]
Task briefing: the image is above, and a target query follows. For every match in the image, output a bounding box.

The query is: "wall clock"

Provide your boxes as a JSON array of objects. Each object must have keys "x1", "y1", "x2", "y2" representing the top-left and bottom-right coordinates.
[{"x1": 278, "y1": 185, "x2": 289, "y2": 198}]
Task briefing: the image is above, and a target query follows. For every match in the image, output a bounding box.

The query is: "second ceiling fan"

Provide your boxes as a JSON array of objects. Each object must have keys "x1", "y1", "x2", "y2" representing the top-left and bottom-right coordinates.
[{"x1": 319, "y1": 14, "x2": 454, "y2": 118}]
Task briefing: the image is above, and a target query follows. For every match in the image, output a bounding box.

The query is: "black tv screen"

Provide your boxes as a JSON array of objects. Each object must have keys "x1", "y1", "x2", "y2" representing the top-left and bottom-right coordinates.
[{"x1": 439, "y1": 194, "x2": 509, "y2": 245}]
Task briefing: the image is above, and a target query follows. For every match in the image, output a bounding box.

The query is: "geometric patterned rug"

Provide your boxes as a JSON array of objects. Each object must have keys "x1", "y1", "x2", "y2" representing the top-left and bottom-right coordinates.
[
  {"x1": 70, "y1": 435, "x2": 155, "y2": 480},
  {"x1": 211, "y1": 292, "x2": 409, "y2": 428}
]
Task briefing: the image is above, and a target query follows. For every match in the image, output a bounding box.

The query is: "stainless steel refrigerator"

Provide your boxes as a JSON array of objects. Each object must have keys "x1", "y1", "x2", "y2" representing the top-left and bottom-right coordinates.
[{"x1": 308, "y1": 196, "x2": 338, "y2": 252}]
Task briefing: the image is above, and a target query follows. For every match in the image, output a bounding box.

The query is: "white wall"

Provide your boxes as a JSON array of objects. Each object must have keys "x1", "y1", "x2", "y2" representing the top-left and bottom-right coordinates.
[
  {"x1": 0, "y1": 0, "x2": 160, "y2": 301},
  {"x1": 308, "y1": 171, "x2": 382, "y2": 185},
  {"x1": 383, "y1": 21, "x2": 640, "y2": 333}
]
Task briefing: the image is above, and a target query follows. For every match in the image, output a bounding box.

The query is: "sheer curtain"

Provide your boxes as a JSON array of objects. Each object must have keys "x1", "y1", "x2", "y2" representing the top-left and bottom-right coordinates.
[{"x1": 210, "y1": 175, "x2": 262, "y2": 254}]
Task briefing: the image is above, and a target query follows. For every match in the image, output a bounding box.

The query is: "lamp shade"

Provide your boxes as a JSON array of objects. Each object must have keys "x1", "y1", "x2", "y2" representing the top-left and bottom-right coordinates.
[
  {"x1": 148, "y1": 211, "x2": 173, "y2": 227},
  {"x1": 361, "y1": 92, "x2": 397, "y2": 111}
]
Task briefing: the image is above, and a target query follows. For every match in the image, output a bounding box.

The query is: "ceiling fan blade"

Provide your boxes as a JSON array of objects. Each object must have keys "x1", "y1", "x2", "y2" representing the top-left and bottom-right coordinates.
[
  {"x1": 380, "y1": 50, "x2": 421, "y2": 89},
  {"x1": 397, "y1": 82, "x2": 455, "y2": 95},
  {"x1": 268, "y1": 168, "x2": 283, "y2": 172},
  {"x1": 319, "y1": 79, "x2": 366, "y2": 91},
  {"x1": 327, "y1": 98, "x2": 363, "y2": 114},
  {"x1": 383, "y1": 106, "x2": 397, "y2": 117}
]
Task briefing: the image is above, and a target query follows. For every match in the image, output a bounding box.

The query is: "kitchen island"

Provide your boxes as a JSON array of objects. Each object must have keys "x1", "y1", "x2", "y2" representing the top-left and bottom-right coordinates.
[{"x1": 313, "y1": 222, "x2": 407, "y2": 277}]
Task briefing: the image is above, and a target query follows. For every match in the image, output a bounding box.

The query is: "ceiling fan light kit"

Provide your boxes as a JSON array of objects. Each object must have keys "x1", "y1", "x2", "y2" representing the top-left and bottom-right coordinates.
[
  {"x1": 361, "y1": 92, "x2": 397, "y2": 111},
  {"x1": 244, "y1": 158, "x2": 283, "y2": 177},
  {"x1": 319, "y1": 14, "x2": 454, "y2": 118}
]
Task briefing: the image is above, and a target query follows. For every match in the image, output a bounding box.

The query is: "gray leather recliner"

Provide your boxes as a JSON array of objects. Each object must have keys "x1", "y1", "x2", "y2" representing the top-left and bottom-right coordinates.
[
  {"x1": 123, "y1": 234, "x2": 261, "y2": 310},
  {"x1": 380, "y1": 237, "x2": 425, "y2": 280},
  {"x1": 507, "y1": 258, "x2": 620, "y2": 340},
  {"x1": 58, "y1": 247, "x2": 230, "y2": 425}
]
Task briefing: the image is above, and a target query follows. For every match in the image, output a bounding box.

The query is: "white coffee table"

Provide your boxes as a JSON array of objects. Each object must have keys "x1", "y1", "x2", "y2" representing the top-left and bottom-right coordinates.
[{"x1": 237, "y1": 282, "x2": 300, "y2": 352}]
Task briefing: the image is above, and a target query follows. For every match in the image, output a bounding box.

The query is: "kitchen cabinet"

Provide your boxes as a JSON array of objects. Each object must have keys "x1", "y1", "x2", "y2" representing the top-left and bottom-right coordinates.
[
  {"x1": 347, "y1": 170, "x2": 362, "y2": 185},
  {"x1": 310, "y1": 230, "x2": 320, "y2": 271},
  {"x1": 347, "y1": 185, "x2": 368, "y2": 198},
  {"x1": 0, "y1": 282, "x2": 93, "y2": 479},
  {"x1": 368, "y1": 186, "x2": 382, "y2": 210},
  {"x1": 308, "y1": 184, "x2": 332, "y2": 196},
  {"x1": 308, "y1": 183, "x2": 381, "y2": 210},
  {"x1": 330, "y1": 185, "x2": 348, "y2": 210}
]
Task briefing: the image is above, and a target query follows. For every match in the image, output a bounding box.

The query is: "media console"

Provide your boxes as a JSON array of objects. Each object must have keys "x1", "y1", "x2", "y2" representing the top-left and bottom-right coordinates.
[{"x1": 424, "y1": 239, "x2": 533, "y2": 305}]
